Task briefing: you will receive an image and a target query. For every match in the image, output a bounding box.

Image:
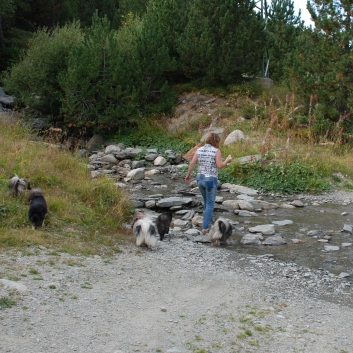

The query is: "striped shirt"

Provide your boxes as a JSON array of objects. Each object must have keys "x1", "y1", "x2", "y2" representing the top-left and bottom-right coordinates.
[{"x1": 196, "y1": 144, "x2": 218, "y2": 178}]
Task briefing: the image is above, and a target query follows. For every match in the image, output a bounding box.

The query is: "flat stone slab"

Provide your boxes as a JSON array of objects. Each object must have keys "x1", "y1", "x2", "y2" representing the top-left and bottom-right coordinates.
[{"x1": 272, "y1": 220, "x2": 294, "y2": 226}]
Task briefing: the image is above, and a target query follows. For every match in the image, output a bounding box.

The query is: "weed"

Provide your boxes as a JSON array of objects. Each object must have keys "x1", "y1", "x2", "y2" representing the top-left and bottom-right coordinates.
[
  {"x1": 28, "y1": 268, "x2": 39, "y2": 275},
  {"x1": 245, "y1": 329, "x2": 253, "y2": 336},
  {"x1": 236, "y1": 332, "x2": 246, "y2": 339},
  {"x1": 48, "y1": 285, "x2": 56, "y2": 289},
  {"x1": 80, "y1": 282, "x2": 92, "y2": 289},
  {"x1": 0, "y1": 296, "x2": 16, "y2": 310}
]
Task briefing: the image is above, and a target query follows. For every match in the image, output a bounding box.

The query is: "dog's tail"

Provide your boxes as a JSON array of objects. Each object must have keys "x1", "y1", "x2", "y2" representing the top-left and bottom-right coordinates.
[{"x1": 28, "y1": 188, "x2": 44, "y2": 202}]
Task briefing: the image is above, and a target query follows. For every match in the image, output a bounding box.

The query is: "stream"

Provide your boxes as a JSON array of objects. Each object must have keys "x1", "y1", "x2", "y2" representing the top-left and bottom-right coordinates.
[{"x1": 127, "y1": 170, "x2": 353, "y2": 280}]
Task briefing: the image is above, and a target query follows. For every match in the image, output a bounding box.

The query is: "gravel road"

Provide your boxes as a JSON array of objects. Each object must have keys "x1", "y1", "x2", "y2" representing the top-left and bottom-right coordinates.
[{"x1": 1, "y1": 231, "x2": 353, "y2": 353}]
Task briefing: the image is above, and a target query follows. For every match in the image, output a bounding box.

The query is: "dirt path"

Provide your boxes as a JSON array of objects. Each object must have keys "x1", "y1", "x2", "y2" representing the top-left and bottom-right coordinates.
[{"x1": 1, "y1": 237, "x2": 353, "y2": 353}]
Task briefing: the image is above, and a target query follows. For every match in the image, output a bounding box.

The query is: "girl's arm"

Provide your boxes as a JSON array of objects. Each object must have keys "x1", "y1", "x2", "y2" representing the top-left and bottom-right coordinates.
[{"x1": 216, "y1": 150, "x2": 232, "y2": 169}]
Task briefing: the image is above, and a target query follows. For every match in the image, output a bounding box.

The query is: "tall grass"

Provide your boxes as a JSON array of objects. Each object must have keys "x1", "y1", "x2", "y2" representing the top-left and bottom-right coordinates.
[{"x1": 0, "y1": 116, "x2": 132, "y2": 254}]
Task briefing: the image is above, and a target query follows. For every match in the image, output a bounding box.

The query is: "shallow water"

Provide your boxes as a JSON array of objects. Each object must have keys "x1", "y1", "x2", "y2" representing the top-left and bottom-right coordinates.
[{"x1": 130, "y1": 174, "x2": 353, "y2": 278}]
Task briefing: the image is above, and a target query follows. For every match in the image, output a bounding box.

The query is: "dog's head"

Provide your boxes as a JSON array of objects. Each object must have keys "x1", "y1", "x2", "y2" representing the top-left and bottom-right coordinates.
[
  {"x1": 28, "y1": 188, "x2": 45, "y2": 203},
  {"x1": 132, "y1": 210, "x2": 146, "y2": 226}
]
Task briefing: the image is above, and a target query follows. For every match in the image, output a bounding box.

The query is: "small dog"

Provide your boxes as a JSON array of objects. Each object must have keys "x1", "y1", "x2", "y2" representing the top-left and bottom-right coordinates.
[
  {"x1": 208, "y1": 217, "x2": 233, "y2": 246},
  {"x1": 132, "y1": 210, "x2": 157, "y2": 250},
  {"x1": 156, "y1": 212, "x2": 173, "y2": 241},
  {"x1": 8, "y1": 175, "x2": 31, "y2": 197},
  {"x1": 28, "y1": 188, "x2": 48, "y2": 230}
]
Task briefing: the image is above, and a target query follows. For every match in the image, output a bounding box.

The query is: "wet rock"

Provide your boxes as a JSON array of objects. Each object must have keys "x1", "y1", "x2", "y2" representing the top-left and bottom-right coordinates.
[
  {"x1": 222, "y1": 200, "x2": 240, "y2": 210},
  {"x1": 235, "y1": 210, "x2": 258, "y2": 217},
  {"x1": 241, "y1": 233, "x2": 263, "y2": 245},
  {"x1": 272, "y1": 220, "x2": 293, "y2": 226},
  {"x1": 127, "y1": 168, "x2": 145, "y2": 180},
  {"x1": 157, "y1": 197, "x2": 193, "y2": 208},
  {"x1": 324, "y1": 245, "x2": 340, "y2": 251},
  {"x1": 221, "y1": 183, "x2": 258, "y2": 196},
  {"x1": 248, "y1": 224, "x2": 275, "y2": 235},
  {"x1": 262, "y1": 236, "x2": 287, "y2": 246},
  {"x1": 291, "y1": 239, "x2": 305, "y2": 244},
  {"x1": 341, "y1": 224, "x2": 352, "y2": 234},
  {"x1": 290, "y1": 200, "x2": 304, "y2": 207}
]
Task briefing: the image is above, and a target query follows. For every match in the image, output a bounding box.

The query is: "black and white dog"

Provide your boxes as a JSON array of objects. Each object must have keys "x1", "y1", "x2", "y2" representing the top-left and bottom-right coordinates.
[
  {"x1": 28, "y1": 188, "x2": 48, "y2": 230},
  {"x1": 8, "y1": 175, "x2": 31, "y2": 197},
  {"x1": 132, "y1": 210, "x2": 157, "y2": 250},
  {"x1": 156, "y1": 212, "x2": 173, "y2": 241},
  {"x1": 208, "y1": 217, "x2": 233, "y2": 246}
]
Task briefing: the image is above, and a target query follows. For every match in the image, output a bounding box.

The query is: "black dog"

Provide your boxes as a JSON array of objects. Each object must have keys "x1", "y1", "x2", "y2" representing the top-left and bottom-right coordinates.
[
  {"x1": 8, "y1": 175, "x2": 31, "y2": 197},
  {"x1": 208, "y1": 217, "x2": 233, "y2": 246},
  {"x1": 28, "y1": 188, "x2": 48, "y2": 230},
  {"x1": 156, "y1": 212, "x2": 173, "y2": 241}
]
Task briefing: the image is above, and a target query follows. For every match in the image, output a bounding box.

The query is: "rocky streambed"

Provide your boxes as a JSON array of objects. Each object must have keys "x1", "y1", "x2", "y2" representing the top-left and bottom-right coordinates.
[{"x1": 87, "y1": 143, "x2": 353, "y2": 287}]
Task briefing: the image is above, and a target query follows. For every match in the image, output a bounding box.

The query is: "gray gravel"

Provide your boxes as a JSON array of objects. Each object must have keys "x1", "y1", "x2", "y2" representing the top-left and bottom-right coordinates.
[{"x1": 1, "y1": 232, "x2": 353, "y2": 353}]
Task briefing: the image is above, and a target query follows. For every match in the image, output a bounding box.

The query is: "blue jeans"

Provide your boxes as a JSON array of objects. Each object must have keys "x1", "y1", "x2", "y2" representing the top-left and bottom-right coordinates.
[{"x1": 196, "y1": 174, "x2": 218, "y2": 230}]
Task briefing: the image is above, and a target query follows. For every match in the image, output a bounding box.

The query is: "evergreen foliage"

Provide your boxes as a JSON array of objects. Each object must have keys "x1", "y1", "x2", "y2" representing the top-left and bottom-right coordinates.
[
  {"x1": 267, "y1": 0, "x2": 303, "y2": 81},
  {"x1": 2, "y1": 22, "x2": 82, "y2": 118},
  {"x1": 178, "y1": 0, "x2": 264, "y2": 84},
  {"x1": 285, "y1": 0, "x2": 353, "y2": 136}
]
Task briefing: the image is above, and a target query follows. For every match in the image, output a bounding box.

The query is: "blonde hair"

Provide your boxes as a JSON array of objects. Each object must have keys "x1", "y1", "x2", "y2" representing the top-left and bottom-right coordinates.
[{"x1": 205, "y1": 132, "x2": 220, "y2": 149}]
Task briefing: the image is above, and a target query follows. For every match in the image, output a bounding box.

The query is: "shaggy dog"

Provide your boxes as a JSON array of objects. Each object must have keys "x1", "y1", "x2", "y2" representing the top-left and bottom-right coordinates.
[
  {"x1": 156, "y1": 212, "x2": 173, "y2": 241},
  {"x1": 28, "y1": 188, "x2": 48, "y2": 230},
  {"x1": 8, "y1": 175, "x2": 31, "y2": 197},
  {"x1": 208, "y1": 217, "x2": 233, "y2": 246},
  {"x1": 132, "y1": 210, "x2": 157, "y2": 250}
]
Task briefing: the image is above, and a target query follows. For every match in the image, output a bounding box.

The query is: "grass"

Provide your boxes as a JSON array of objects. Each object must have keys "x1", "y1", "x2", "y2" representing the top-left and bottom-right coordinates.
[
  {"x1": 2, "y1": 83, "x2": 353, "y2": 252},
  {"x1": 0, "y1": 296, "x2": 16, "y2": 310},
  {"x1": 0, "y1": 118, "x2": 132, "y2": 254}
]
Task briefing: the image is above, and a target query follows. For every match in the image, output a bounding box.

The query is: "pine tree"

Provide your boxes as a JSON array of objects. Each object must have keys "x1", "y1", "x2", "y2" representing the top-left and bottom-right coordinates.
[
  {"x1": 286, "y1": 0, "x2": 353, "y2": 132},
  {"x1": 267, "y1": 0, "x2": 303, "y2": 81},
  {"x1": 178, "y1": 0, "x2": 264, "y2": 85}
]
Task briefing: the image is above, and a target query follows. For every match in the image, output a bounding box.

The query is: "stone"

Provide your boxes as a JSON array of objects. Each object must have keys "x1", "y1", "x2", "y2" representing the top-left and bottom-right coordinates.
[
  {"x1": 262, "y1": 236, "x2": 287, "y2": 246},
  {"x1": 223, "y1": 129, "x2": 245, "y2": 145},
  {"x1": 86, "y1": 134, "x2": 104, "y2": 153},
  {"x1": 235, "y1": 210, "x2": 258, "y2": 217},
  {"x1": 290, "y1": 200, "x2": 304, "y2": 207},
  {"x1": 221, "y1": 183, "x2": 258, "y2": 196},
  {"x1": 104, "y1": 145, "x2": 121, "y2": 154},
  {"x1": 126, "y1": 168, "x2": 145, "y2": 180},
  {"x1": 236, "y1": 154, "x2": 262, "y2": 164},
  {"x1": 291, "y1": 239, "x2": 305, "y2": 244},
  {"x1": 241, "y1": 233, "x2": 263, "y2": 245},
  {"x1": 145, "y1": 169, "x2": 160, "y2": 175},
  {"x1": 324, "y1": 245, "x2": 340, "y2": 251},
  {"x1": 101, "y1": 155, "x2": 119, "y2": 164},
  {"x1": 272, "y1": 220, "x2": 293, "y2": 226},
  {"x1": 222, "y1": 200, "x2": 240, "y2": 210},
  {"x1": 157, "y1": 197, "x2": 193, "y2": 208},
  {"x1": 154, "y1": 156, "x2": 167, "y2": 166},
  {"x1": 341, "y1": 224, "x2": 352, "y2": 234},
  {"x1": 248, "y1": 224, "x2": 275, "y2": 235}
]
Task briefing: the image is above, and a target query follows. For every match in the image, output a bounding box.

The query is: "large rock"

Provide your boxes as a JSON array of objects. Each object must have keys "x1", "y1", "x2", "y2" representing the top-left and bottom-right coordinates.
[
  {"x1": 221, "y1": 183, "x2": 258, "y2": 196},
  {"x1": 224, "y1": 130, "x2": 245, "y2": 145},
  {"x1": 157, "y1": 197, "x2": 193, "y2": 208},
  {"x1": 86, "y1": 134, "x2": 104, "y2": 153},
  {"x1": 126, "y1": 168, "x2": 145, "y2": 180},
  {"x1": 248, "y1": 224, "x2": 275, "y2": 235},
  {"x1": 262, "y1": 236, "x2": 287, "y2": 246},
  {"x1": 240, "y1": 233, "x2": 263, "y2": 245}
]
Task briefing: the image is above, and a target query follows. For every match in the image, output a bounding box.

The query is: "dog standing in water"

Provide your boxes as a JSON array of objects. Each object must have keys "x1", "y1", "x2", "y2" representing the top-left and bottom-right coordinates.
[
  {"x1": 8, "y1": 175, "x2": 31, "y2": 197},
  {"x1": 28, "y1": 188, "x2": 48, "y2": 230},
  {"x1": 132, "y1": 210, "x2": 157, "y2": 250},
  {"x1": 208, "y1": 217, "x2": 233, "y2": 246}
]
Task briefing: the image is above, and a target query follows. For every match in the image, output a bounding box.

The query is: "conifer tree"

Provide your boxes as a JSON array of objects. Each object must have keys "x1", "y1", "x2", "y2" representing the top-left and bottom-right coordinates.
[
  {"x1": 267, "y1": 0, "x2": 303, "y2": 81},
  {"x1": 286, "y1": 0, "x2": 353, "y2": 131},
  {"x1": 178, "y1": 0, "x2": 264, "y2": 84}
]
